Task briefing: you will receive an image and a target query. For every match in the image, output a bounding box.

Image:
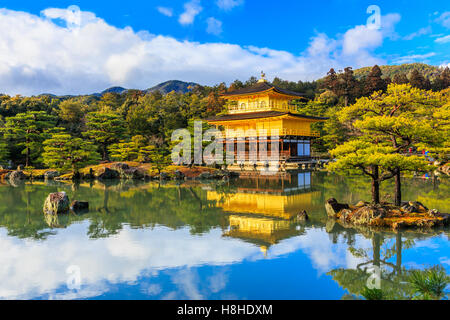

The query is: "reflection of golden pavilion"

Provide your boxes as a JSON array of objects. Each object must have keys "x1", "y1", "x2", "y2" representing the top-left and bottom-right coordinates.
[
  {"x1": 208, "y1": 172, "x2": 321, "y2": 247},
  {"x1": 207, "y1": 172, "x2": 319, "y2": 219}
]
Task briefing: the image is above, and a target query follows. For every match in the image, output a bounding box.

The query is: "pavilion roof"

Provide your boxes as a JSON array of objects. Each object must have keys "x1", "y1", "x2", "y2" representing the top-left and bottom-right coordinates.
[
  {"x1": 221, "y1": 81, "x2": 307, "y2": 99},
  {"x1": 205, "y1": 111, "x2": 328, "y2": 122}
]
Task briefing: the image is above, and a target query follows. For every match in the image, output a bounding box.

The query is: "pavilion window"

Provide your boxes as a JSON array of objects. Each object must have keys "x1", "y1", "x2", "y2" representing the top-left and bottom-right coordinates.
[{"x1": 297, "y1": 140, "x2": 311, "y2": 157}]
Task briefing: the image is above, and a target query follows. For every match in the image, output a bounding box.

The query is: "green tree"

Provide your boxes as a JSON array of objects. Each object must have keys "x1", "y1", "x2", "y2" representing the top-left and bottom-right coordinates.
[
  {"x1": 328, "y1": 141, "x2": 427, "y2": 204},
  {"x1": 409, "y1": 70, "x2": 431, "y2": 90},
  {"x1": 42, "y1": 132, "x2": 100, "y2": 175},
  {"x1": 0, "y1": 138, "x2": 9, "y2": 165},
  {"x1": 432, "y1": 67, "x2": 450, "y2": 91},
  {"x1": 392, "y1": 73, "x2": 409, "y2": 84},
  {"x1": 331, "y1": 84, "x2": 448, "y2": 205},
  {"x1": 83, "y1": 112, "x2": 127, "y2": 161},
  {"x1": 363, "y1": 65, "x2": 387, "y2": 95},
  {"x1": 323, "y1": 68, "x2": 339, "y2": 93},
  {"x1": 2, "y1": 111, "x2": 57, "y2": 166},
  {"x1": 409, "y1": 265, "x2": 449, "y2": 300},
  {"x1": 147, "y1": 145, "x2": 172, "y2": 174},
  {"x1": 109, "y1": 135, "x2": 153, "y2": 162},
  {"x1": 337, "y1": 67, "x2": 361, "y2": 106}
]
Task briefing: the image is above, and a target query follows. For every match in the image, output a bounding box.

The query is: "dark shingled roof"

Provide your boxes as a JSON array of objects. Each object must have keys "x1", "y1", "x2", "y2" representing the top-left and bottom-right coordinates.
[
  {"x1": 221, "y1": 81, "x2": 307, "y2": 99},
  {"x1": 206, "y1": 111, "x2": 328, "y2": 122}
]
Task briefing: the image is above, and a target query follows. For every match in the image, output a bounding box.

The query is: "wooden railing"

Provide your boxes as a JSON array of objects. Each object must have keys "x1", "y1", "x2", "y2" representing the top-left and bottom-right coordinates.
[
  {"x1": 227, "y1": 104, "x2": 298, "y2": 114},
  {"x1": 224, "y1": 129, "x2": 320, "y2": 138}
]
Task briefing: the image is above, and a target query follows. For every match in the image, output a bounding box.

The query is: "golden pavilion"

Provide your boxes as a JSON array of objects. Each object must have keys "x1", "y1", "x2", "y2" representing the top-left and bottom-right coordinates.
[{"x1": 206, "y1": 72, "x2": 327, "y2": 167}]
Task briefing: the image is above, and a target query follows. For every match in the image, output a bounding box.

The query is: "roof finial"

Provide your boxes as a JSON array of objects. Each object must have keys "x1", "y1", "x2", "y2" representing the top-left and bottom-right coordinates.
[{"x1": 258, "y1": 71, "x2": 267, "y2": 83}]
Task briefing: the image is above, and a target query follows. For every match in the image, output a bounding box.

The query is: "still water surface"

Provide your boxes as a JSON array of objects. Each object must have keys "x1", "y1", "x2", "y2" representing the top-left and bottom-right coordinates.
[{"x1": 0, "y1": 172, "x2": 448, "y2": 300}]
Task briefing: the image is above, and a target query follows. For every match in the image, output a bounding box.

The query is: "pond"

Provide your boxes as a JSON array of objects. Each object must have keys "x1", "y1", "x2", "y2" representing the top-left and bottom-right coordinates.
[{"x1": 0, "y1": 172, "x2": 448, "y2": 300}]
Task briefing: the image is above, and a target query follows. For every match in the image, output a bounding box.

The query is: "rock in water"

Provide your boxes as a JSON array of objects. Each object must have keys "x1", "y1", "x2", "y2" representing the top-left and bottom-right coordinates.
[
  {"x1": 355, "y1": 200, "x2": 369, "y2": 207},
  {"x1": 325, "y1": 198, "x2": 349, "y2": 218},
  {"x1": 71, "y1": 200, "x2": 89, "y2": 212},
  {"x1": 296, "y1": 210, "x2": 309, "y2": 221},
  {"x1": 173, "y1": 170, "x2": 185, "y2": 180},
  {"x1": 197, "y1": 172, "x2": 213, "y2": 180},
  {"x1": 401, "y1": 201, "x2": 428, "y2": 213},
  {"x1": 349, "y1": 205, "x2": 386, "y2": 225},
  {"x1": 111, "y1": 162, "x2": 130, "y2": 171},
  {"x1": 43, "y1": 192, "x2": 70, "y2": 214},
  {"x1": 122, "y1": 168, "x2": 145, "y2": 179},
  {"x1": 159, "y1": 172, "x2": 169, "y2": 180},
  {"x1": 9, "y1": 170, "x2": 26, "y2": 182},
  {"x1": 96, "y1": 167, "x2": 120, "y2": 180},
  {"x1": 44, "y1": 170, "x2": 60, "y2": 180}
]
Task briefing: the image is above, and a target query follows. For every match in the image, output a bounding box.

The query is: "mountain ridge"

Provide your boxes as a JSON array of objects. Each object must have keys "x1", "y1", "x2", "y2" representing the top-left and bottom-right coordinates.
[{"x1": 35, "y1": 63, "x2": 444, "y2": 97}]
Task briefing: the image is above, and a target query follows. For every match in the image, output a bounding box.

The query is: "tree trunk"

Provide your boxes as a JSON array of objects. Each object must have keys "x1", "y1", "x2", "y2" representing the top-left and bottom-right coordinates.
[
  {"x1": 396, "y1": 232, "x2": 402, "y2": 275},
  {"x1": 372, "y1": 233, "x2": 381, "y2": 268},
  {"x1": 394, "y1": 169, "x2": 402, "y2": 206},
  {"x1": 25, "y1": 131, "x2": 30, "y2": 167},
  {"x1": 26, "y1": 140, "x2": 30, "y2": 167},
  {"x1": 371, "y1": 165, "x2": 380, "y2": 204},
  {"x1": 102, "y1": 144, "x2": 108, "y2": 161}
]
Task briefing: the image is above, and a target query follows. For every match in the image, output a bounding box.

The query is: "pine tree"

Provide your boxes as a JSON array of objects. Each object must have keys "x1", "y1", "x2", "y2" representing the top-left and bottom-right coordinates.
[
  {"x1": 147, "y1": 145, "x2": 172, "y2": 175},
  {"x1": 338, "y1": 67, "x2": 361, "y2": 106},
  {"x1": 323, "y1": 68, "x2": 339, "y2": 93},
  {"x1": 0, "y1": 139, "x2": 9, "y2": 166},
  {"x1": 332, "y1": 83, "x2": 448, "y2": 205},
  {"x1": 392, "y1": 73, "x2": 409, "y2": 84},
  {"x1": 432, "y1": 67, "x2": 450, "y2": 91},
  {"x1": 328, "y1": 141, "x2": 428, "y2": 204},
  {"x1": 2, "y1": 111, "x2": 57, "y2": 166},
  {"x1": 109, "y1": 135, "x2": 153, "y2": 162},
  {"x1": 42, "y1": 133, "x2": 101, "y2": 175},
  {"x1": 83, "y1": 112, "x2": 127, "y2": 161},
  {"x1": 363, "y1": 65, "x2": 387, "y2": 95},
  {"x1": 409, "y1": 70, "x2": 431, "y2": 90}
]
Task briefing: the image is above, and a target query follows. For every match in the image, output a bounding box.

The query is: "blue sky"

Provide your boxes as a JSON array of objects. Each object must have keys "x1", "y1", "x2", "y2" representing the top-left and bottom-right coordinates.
[{"x1": 0, "y1": 0, "x2": 448, "y2": 95}]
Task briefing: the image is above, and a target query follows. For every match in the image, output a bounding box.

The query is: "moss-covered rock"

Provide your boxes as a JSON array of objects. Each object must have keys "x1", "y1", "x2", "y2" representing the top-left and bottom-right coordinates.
[
  {"x1": 326, "y1": 199, "x2": 449, "y2": 231},
  {"x1": 43, "y1": 192, "x2": 70, "y2": 214},
  {"x1": 325, "y1": 198, "x2": 350, "y2": 218}
]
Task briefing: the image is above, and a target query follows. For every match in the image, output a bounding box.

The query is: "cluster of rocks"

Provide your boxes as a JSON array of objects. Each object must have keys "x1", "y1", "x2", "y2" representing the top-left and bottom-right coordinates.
[
  {"x1": 2, "y1": 162, "x2": 238, "y2": 184},
  {"x1": 43, "y1": 191, "x2": 89, "y2": 215},
  {"x1": 434, "y1": 162, "x2": 450, "y2": 176},
  {"x1": 325, "y1": 198, "x2": 449, "y2": 231}
]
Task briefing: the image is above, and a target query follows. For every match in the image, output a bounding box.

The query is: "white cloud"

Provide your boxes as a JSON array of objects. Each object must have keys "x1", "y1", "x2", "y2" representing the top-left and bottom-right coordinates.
[
  {"x1": 343, "y1": 13, "x2": 401, "y2": 56},
  {"x1": 436, "y1": 11, "x2": 450, "y2": 29},
  {"x1": 206, "y1": 17, "x2": 223, "y2": 35},
  {"x1": 178, "y1": 0, "x2": 202, "y2": 25},
  {"x1": 0, "y1": 225, "x2": 260, "y2": 299},
  {"x1": 343, "y1": 25, "x2": 383, "y2": 55},
  {"x1": 435, "y1": 34, "x2": 450, "y2": 44},
  {"x1": 393, "y1": 52, "x2": 436, "y2": 64},
  {"x1": 0, "y1": 8, "x2": 402, "y2": 96},
  {"x1": 216, "y1": 0, "x2": 244, "y2": 11},
  {"x1": 157, "y1": 7, "x2": 173, "y2": 17},
  {"x1": 403, "y1": 26, "x2": 432, "y2": 40}
]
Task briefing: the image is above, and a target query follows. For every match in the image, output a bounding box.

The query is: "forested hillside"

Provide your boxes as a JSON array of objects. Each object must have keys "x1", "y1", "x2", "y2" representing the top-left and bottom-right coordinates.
[{"x1": 0, "y1": 63, "x2": 448, "y2": 169}]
